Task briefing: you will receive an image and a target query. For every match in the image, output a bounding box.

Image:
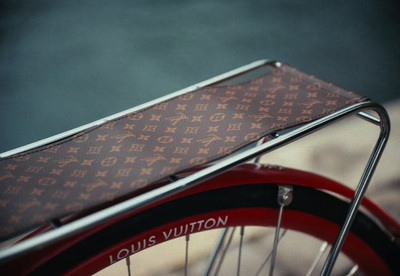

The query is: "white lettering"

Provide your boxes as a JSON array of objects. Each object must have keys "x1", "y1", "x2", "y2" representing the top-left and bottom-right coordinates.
[
  {"x1": 218, "y1": 216, "x2": 228, "y2": 227},
  {"x1": 163, "y1": 229, "x2": 172, "y2": 240},
  {"x1": 189, "y1": 222, "x2": 197, "y2": 232},
  {"x1": 149, "y1": 235, "x2": 156, "y2": 246},
  {"x1": 108, "y1": 216, "x2": 229, "y2": 264},
  {"x1": 204, "y1": 218, "x2": 216, "y2": 229},
  {"x1": 174, "y1": 225, "x2": 184, "y2": 237},
  {"x1": 197, "y1": 220, "x2": 204, "y2": 231},
  {"x1": 117, "y1": 248, "x2": 129, "y2": 260},
  {"x1": 131, "y1": 241, "x2": 141, "y2": 253}
]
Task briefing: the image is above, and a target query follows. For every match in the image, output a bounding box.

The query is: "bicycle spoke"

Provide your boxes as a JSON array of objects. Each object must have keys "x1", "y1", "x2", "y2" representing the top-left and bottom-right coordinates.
[
  {"x1": 254, "y1": 229, "x2": 287, "y2": 276},
  {"x1": 185, "y1": 234, "x2": 190, "y2": 276},
  {"x1": 269, "y1": 186, "x2": 293, "y2": 276},
  {"x1": 269, "y1": 205, "x2": 284, "y2": 276},
  {"x1": 203, "y1": 228, "x2": 230, "y2": 276},
  {"x1": 345, "y1": 265, "x2": 359, "y2": 276},
  {"x1": 213, "y1": 227, "x2": 236, "y2": 276},
  {"x1": 305, "y1": 242, "x2": 328, "y2": 276},
  {"x1": 237, "y1": 226, "x2": 245, "y2": 276},
  {"x1": 125, "y1": 256, "x2": 132, "y2": 276}
]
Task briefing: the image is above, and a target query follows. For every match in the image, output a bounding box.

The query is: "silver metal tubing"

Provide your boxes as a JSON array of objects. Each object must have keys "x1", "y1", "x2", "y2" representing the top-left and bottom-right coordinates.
[
  {"x1": 357, "y1": 111, "x2": 381, "y2": 125},
  {"x1": 320, "y1": 103, "x2": 390, "y2": 275},
  {"x1": 0, "y1": 59, "x2": 276, "y2": 158},
  {"x1": 0, "y1": 101, "x2": 388, "y2": 264}
]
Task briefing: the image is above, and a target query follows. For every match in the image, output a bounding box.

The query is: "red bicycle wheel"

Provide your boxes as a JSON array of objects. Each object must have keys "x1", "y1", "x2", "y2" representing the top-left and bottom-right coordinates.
[{"x1": 28, "y1": 182, "x2": 399, "y2": 275}]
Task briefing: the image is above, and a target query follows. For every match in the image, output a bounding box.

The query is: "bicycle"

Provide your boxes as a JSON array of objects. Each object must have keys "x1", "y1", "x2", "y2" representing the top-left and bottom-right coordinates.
[{"x1": 0, "y1": 60, "x2": 399, "y2": 275}]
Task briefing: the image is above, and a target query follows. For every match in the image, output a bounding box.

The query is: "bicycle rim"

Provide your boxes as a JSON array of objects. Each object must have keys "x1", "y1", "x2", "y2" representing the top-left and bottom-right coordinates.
[{"x1": 31, "y1": 184, "x2": 399, "y2": 275}]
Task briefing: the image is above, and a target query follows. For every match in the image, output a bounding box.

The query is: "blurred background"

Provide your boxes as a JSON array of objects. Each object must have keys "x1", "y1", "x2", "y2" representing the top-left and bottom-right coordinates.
[{"x1": 0, "y1": 0, "x2": 399, "y2": 151}]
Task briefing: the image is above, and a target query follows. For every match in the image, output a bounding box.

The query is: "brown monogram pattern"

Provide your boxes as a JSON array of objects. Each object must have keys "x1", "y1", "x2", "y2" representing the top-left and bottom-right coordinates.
[{"x1": 0, "y1": 64, "x2": 368, "y2": 240}]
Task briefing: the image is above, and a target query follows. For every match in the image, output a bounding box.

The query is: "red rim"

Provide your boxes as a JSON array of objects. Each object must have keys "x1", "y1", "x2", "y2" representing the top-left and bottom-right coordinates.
[
  {"x1": 5, "y1": 164, "x2": 398, "y2": 275},
  {"x1": 66, "y1": 208, "x2": 392, "y2": 276}
]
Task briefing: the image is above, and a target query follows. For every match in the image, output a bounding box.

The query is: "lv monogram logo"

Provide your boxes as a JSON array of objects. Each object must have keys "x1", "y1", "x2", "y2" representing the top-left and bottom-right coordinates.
[
  {"x1": 248, "y1": 113, "x2": 273, "y2": 122},
  {"x1": 0, "y1": 63, "x2": 368, "y2": 241},
  {"x1": 298, "y1": 99, "x2": 322, "y2": 109},
  {"x1": 216, "y1": 95, "x2": 239, "y2": 103},
  {"x1": 166, "y1": 112, "x2": 189, "y2": 125},
  {"x1": 112, "y1": 131, "x2": 136, "y2": 143},
  {"x1": 197, "y1": 134, "x2": 222, "y2": 147},
  {"x1": 84, "y1": 179, "x2": 107, "y2": 192},
  {"x1": 0, "y1": 172, "x2": 14, "y2": 182},
  {"x1": 54, "y1": 156, "x2": 79, "y2": 168},
  {"x1": 141, "y1": 154, "x2": 166, "y2": 166}
]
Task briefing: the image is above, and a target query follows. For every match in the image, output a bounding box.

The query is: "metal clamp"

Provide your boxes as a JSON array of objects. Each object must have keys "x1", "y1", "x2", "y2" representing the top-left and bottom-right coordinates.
[{"x1": 278, "y1": 185, "x2": 293, "y2": 207}]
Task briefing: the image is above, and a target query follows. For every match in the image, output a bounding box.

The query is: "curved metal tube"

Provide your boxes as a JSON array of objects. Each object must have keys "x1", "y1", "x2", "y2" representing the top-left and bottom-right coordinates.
[{"x1": 320, "y1": 103, "x2": 390, "y2": 275}]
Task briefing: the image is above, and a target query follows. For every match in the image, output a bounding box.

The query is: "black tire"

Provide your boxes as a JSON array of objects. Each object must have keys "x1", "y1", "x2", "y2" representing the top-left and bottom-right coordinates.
[{"x1": 32, "y1": 184, "x2": 399, "y2": 275}]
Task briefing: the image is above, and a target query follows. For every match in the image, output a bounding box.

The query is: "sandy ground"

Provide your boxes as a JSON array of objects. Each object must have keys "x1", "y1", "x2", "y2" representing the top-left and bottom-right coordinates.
[{"x1": 94, "y1": 101, "x2": 399, "y2": 275}]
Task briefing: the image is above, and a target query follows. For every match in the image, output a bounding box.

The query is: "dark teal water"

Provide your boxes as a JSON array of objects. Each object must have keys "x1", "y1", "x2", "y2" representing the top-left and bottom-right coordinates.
[{"x1": 1, "y1": 0, "x2": 399, "y2": 152}]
